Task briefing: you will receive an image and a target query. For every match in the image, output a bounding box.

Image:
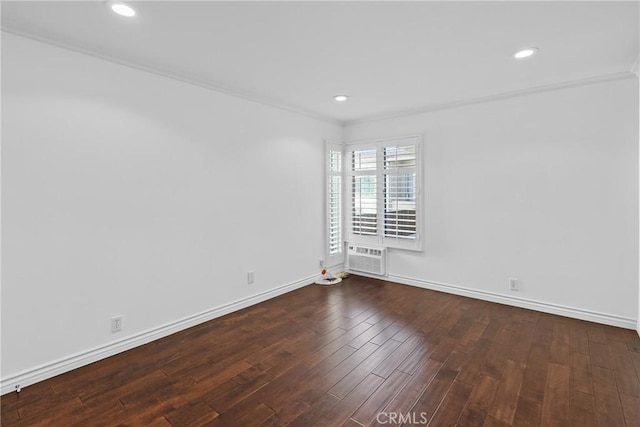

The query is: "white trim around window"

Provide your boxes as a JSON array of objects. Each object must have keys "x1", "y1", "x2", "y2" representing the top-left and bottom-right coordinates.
[
  {"x1": 325, "y1": 140, "x2": 345, "y2": 266},
  {"x1": 345, "y1": 135, "x2": 423, "y2": 252}
]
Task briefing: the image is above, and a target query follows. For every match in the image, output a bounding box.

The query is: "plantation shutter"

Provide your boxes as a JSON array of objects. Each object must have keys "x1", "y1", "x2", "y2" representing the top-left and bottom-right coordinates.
[
  {"x1": 345, "y1": 136, "x2": 421, "y2": 251},
  {"x1": 383, "y1": 144, "x2": 417, "y2": 239},
  {"x1": 350, "y1": 148, "x2": 378, "y2": 237},
  {"x1": 328, "y1": 148, "x2": 342, "y2": 255}
]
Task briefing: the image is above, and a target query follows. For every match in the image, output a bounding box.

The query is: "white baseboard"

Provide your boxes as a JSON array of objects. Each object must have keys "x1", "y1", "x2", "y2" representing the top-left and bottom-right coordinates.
[
  {"x1": 385, "y1": 273, "x2": 637, "y2": 330},
  {"x1": 4, "y1": 271, "x2": 636, "y2": 395},
  {"x1": 1, "y1": 274, "x2": 314, "y2": 396}
]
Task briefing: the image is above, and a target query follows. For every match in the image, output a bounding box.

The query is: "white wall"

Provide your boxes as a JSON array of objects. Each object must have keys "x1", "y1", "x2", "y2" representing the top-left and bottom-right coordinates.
[
  {"x1": 636, "y1": 61, "x2": 640, "y2": 336},
  {"x1": 1, "y1": 34, "x2": 341, "y2": 387},
  {"x1": 345, "y1": 77, "x2": 639, "y2": 326},
  {"x1": 2, "y1": 31, "x2": 638, "y2": 394}
]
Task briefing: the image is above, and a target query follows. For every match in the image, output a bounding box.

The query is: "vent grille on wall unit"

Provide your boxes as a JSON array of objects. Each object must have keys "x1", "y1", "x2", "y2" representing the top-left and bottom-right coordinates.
[{"x1": 347, "y1": 244, "x2": 387, "y2": 276}]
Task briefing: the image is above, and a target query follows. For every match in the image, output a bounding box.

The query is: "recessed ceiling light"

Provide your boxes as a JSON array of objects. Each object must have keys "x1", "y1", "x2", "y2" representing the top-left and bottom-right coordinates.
[
  {"x1": 513, "y1": 47, "x2": 538, "y2": 59},
  {"x1": 106, "y1": 1, "x2": 136, "y2": 17},
  {"x1": 334, "y1": 95, "x2": 349, "y2": 103}
]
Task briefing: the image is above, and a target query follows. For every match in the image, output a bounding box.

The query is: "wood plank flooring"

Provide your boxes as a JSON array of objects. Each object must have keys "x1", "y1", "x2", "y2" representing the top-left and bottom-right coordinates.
[{"x1": 2, "y1": 275, "x2": 639, "y2": 426}]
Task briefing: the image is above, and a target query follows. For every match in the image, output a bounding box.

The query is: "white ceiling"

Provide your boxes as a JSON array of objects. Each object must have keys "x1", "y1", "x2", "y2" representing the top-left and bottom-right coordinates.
[{"x1": 2, "y1": 1, "x2": 638, "y2": 124}]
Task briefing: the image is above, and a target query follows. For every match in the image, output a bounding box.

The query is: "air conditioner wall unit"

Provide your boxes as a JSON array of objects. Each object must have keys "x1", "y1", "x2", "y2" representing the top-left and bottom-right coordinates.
[{"x1": 347, "y1": 244, "x2": 387, "y2": 276}]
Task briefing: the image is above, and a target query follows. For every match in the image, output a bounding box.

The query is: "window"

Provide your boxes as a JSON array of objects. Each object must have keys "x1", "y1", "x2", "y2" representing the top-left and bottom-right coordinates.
[
  {"x1": 351, "y1": 149, "x2": 377, "y2": 236},
  {"x1": 346, "y1": 136, "x2": 421, "y2": 251},
  {"x1": 383, "y1": 145, "x2": 417, "y2": 239},
  {"x1": 327, "y1": 143, "x2": 343, "y2": 260}
]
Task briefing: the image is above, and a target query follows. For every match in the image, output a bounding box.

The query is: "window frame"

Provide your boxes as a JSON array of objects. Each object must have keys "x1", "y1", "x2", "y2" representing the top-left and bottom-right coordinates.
[
  {"x1": 325, "y1": 140, "x2": 345, "y2": 267},
  {"x1": 345, "y1": 135, "x2": 423, "y2": 252}
]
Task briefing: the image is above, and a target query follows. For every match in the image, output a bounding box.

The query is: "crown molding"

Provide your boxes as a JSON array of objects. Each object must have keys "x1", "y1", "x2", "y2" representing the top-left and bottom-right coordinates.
[
  {"x1": 3, "y1": 27, "x2": 636, "y2": 129},
  {"x1": 1, "y1": 28, "x2": 342, "y2": 126},
  {"x1": 344, "y1": 71, "x2": 637, "y2": 127}
]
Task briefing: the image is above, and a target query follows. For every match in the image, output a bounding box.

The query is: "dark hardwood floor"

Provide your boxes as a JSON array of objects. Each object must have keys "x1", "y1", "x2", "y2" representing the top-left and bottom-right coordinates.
[{"x1": 2, "y1": 275, "x2": 640, "y2": 426}]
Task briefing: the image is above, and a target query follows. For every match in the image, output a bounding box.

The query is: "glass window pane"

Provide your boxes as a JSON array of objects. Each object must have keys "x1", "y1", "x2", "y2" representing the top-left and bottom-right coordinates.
[
  {"x1": 328, "y1": 175, "x2": 342, "y2": 254},
  {"x1": 352, "y1": 175, "x2": 377, "y2": 235},
  {"x1": 352, "y1": 149, "x2": 377, "y2": 171},
  {"x1": 384, "y1": 172, "x2": 416, "y2": 239},
  {"x1": 329, "y1": 150, "x2": 341, "y2": 173},
  {"x1": 384, "y1": 145, "x2": 416, "y2": 169}
]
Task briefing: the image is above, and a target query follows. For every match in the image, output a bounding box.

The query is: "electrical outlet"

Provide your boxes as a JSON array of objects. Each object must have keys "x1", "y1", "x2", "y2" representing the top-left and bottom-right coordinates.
[
  {"x1": 509, "y1": 278, "x2": 518, "y2": 291},
  {"x1": 111, "y1": 316, "x2": 123, "y2": 332},
  {"x1": 247, "y1": 271, "x2": 255, "y2": 284}
]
